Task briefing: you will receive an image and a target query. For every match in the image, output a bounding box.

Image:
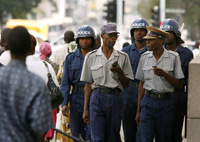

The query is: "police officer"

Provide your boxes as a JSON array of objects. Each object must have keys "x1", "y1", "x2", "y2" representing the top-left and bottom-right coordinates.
[
  {"x1": 122, "y1": 18, "x2": 149, "y2": 142},
  {"x1": 160, "y1": 19, "x2": 193, "y2": 142},
  {"x1": 135, "y1": 26, "x2": 184, "y2": 142},
  {"x1": 80, "y1": 23, "x2": 134, "y2": 142},
  {"x1": 61, "y1": 25, "x2": 97, "y2": 140}
]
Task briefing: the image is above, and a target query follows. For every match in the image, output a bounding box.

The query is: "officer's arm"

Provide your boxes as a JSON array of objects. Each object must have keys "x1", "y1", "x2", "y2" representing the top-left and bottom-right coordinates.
[
  {"x1": 153, "y1": 68, "x2": 183, "y2": 88},
  {"x1": 83, "y1": 82, "x2": 92, "y2": 124},
  {"x1": 110, "y1": 65, "x2": 129, "y2": 87},
  {"x1": 162, "y1": 72, "x2": 183, "y2": 88},
  {"x1": 118, "y1": 67, "x2": 129, "y2": 87},
  {"x1": 136, "y1": 81, "x2": 145, "y2": 125}
]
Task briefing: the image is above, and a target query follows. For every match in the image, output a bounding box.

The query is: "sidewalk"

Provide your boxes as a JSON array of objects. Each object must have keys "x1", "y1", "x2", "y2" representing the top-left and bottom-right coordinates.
[{"x1": 120, "y1": 120, "x2": 187, "y2": 142}]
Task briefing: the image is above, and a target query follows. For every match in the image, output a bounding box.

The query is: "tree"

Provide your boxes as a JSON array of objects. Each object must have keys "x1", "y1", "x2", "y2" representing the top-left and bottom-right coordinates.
[{"x1": 0, "y1": 0, "x2": 42, "y2": 27}]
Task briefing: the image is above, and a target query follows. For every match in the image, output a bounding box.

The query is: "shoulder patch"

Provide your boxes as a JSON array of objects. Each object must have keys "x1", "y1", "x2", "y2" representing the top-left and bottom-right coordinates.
[
  {"x1": 64, "y1": 52, "x2": 75, "y2": 64},
  {"x1": 117, "y1": 50, "x2": 127, "y2": 55},
  {"x1": 168, "y1": 50, "x2": 179, "y2": 56},
  {"x1": 117, "y1": 50, "x2": 129, "y2": 58},
  {"x1": 65, "y1": 52, "x2": 73, "y2": 59},
  {"x1": 86, "y1": 49, "x2": 97, "y2": 57},
  {"x1": 141, "y1": 51, "x2": 151, "y2": 56}
]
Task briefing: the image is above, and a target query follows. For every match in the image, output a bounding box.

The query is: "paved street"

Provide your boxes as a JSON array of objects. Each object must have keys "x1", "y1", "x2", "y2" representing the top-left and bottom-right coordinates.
[{"x1": 120, "y1": 119, "x2": 187, "y2": 142}]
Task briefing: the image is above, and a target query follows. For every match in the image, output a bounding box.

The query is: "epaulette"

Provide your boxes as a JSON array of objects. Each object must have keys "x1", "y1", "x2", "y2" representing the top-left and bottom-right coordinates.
[
  {"x1": 86, "y1": 49, "x2": 97, "y2": 57},
  {"x1": 168, "y1": 50, "x2": 179, "y2": 56},
  {"x1": 117, "y1": 50, "x2": 127, "y2": 57},
  {"x1": 141, "y1": 51, "x2": 151, "y2": 56},
  {"x1": 65, "y1": 52, "x2": 73, "y2": 59}
]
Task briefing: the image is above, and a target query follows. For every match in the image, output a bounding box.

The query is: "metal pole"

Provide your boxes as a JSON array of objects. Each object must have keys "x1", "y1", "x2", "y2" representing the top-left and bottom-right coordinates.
[
  {"x1": 160, "y1": 0, "x2": 166, "y2": 22},
  {"x1": 117, "y1": 0, "x2": 123, "y2": 32}
]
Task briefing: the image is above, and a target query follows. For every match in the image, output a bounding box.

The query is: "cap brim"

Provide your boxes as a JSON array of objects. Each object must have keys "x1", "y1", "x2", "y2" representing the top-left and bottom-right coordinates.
[
  {"x1": 107, "y1": 31, "x2": 120, "y2": 34},
  {"x1": 143, "y1": 35, "x2": 158, "y2": 39}
]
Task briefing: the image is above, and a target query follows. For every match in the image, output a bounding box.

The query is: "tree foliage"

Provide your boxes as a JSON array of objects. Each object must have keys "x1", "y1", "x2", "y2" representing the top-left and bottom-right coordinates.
[
  {"x1": 0, "y1": 0, "x2": 42, "y2": 27},
  {"x1": 137, "y1": 0, "x2": 200, "y2": 40}
]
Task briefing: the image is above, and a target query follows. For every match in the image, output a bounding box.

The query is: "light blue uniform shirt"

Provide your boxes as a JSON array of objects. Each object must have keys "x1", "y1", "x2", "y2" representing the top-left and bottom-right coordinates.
[
  {"x1": 81, "y1": 47, "x2": 134, "y2": 92},
  {"x1": 136, "y1": 48, "x2": 184, "y2": 92}
]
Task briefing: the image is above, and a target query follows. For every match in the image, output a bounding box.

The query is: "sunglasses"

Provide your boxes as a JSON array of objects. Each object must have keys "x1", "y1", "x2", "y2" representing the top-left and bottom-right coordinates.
[{"x1": 108, "y1": 33, "x2": 119, "y2": 38}]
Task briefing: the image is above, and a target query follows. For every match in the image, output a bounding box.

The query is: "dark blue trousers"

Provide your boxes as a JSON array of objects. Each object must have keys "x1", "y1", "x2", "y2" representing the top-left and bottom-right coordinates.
[
  {"x1": 140, "y1": 92, "x2": 173, "y2": 142},
  {"x1": 123, "y1": 87, "x2": 138, "y2": 142},
  {"x1": 70, "y1": 91, "x2": 91, "y2": 140},
  {"x1": 89, "y1": 88, "x2": 123, "y2": 142},
  {"x1": 171, "y1": 90, "x2": 187, "y2": 142}
]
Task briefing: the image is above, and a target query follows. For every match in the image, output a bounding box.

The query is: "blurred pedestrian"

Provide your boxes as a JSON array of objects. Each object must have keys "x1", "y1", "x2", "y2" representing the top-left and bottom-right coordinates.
[
  {"x1": 192, "y1": 40, "x2": 200, "y2": 58},
  {"x1": 95, "y1": 33, "x2": 101, "y2": 48},
  {"x1": 121, "y1": 18, "x2": 149, "y2": 142},
  {"x1": 39, "y1": 42, "x2": 59, "y2": 74},
  {"x1": 0, "y1": 28, "x2": 11, "y2": 65},
  {"x1": 51, "y1": 30, "x2": 77, "y2": 65},
  {"x1": 135, "y1": 26, "x2": 184, "y2": 142},
  {"x1": 0, "y1": 26, "x2": 53, "y2": 142},
  {"x1": 61, "y1": 25, "x2": 97, "y2": 140},
  {"x1": 81, "y1": 23, "x2": 134, "y2": 142},
  {"x1": 26, "y1": 35, "x2": 59, "y2": 142},
  {"x1": 160, "y1": 19, "x2": 193, "y2": 142},
  {"x1": 122, "y1": 42, "x2": 130, "y2": 49}
]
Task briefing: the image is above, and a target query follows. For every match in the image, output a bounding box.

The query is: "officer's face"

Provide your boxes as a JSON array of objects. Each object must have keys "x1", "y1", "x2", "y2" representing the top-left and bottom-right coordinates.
[
  {"x1": 165, "y1": 31, "x2": 176, "y2": 44},
  {"x1": 79, "y1": 37, "x2": 93, "y2": 50},
  {"x1": 133, "y1": 28, "x2": 146, "y2": 41},
  {"x1": 146, "y1": 38, "x2": 162, "y2": 51},
  {"x1": 101, "y1": 33, "x2": 118, "y2": 48}
]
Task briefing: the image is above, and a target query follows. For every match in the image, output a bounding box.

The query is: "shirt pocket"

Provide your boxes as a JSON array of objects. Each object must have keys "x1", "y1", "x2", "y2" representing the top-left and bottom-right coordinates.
[
  {"x1": 143, "y1": 67, "x2": 153, "y2": 80},
  {"x1": 162, "y1": 67, "x2": 174, "y2": 77},
  {"x1": 71, "y1": 64, "x2": 81, "y2": 79},
  {"x1": 91, "y1": 64, "x2": 104, "y2": 81}
]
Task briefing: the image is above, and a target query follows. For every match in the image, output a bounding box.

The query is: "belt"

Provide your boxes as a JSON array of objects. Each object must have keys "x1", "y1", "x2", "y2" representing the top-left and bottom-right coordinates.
[
  {"x1": 129, "y1": 81, "x2": 139, "y2": 88},
  {"x1": 77, "y1": 85, "x2": 84, "y2": 92},
  {"x1": 98, "y1": 87, "x2": 122, "y2": 95},
  {"x1": 148, "y1": 90, "x2": 171, "y2": 99}
]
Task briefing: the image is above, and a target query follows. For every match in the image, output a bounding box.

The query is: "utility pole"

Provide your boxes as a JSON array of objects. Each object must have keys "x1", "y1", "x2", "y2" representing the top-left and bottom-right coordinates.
[
  {"x1": 117, "y1": 0, "x2": 123, "y2": 33},
  {"x1": 160, "y1": 0, "x2": 166, "y2": 23}
]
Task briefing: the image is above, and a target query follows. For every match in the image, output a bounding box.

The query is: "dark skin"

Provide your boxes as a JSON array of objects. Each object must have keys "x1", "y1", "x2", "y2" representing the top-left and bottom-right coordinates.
[
  {"x1": 82, "y1": 33, "x2": 129, "y2": 124},
  {"x1": 27, "y1": 34, "x2": 37, "y2": 55},
  {"x1": 96, "y1": 34, "x2": 101, "y2": 48},
  {"x1": 164, "y1": 31, "x2": 178, "y2": 51},
  {"x1": 133, "y1": 28, "x2": 147, "y2": 50},
  {"x1": 62, "y1": 37, "x2": 93, "y2": 117},
  {"x1": 135, "y1": 37, "x2": 183, "y2": 125}
]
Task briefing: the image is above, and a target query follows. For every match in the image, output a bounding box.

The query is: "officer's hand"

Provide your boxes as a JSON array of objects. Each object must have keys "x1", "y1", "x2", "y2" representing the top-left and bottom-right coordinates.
[
  {"x1": 82, "y1": 109, "x2": 90, "y2": 124},
  {"x1": 110, "y1": 64, "x2": 122, "y2": 74},
  {"x1": 152, "y1": 67, "x2": 164, "y2": 76},
  {"x1": 135, "y1": 111, "x2": 141, "y2": 126},
  {"x1": 62, "y1": 105, "x2": 70, "y2": 117}
]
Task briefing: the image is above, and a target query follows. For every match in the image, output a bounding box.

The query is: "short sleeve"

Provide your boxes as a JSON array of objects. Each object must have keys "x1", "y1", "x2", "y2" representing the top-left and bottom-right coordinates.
[
  {"x1": 174, "y1": 55, "x2": 184, "y2": 79},
  {"x1": 122, "y1": 54, "x2": 134, "y2": 80},
  {"x1": 80, "y1": 54, "x2": 93, "y2": 83},
  {"x1": 135, "y1": 57, "x2": 144, "y2": 81}
]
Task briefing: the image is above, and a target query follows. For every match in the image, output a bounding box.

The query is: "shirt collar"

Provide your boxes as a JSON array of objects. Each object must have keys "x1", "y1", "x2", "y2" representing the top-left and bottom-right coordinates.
[
  {"x1": 8, "y1": 60, "x2": 26, "y2": 67},
  {"x1": 96, "y1": 47, "x2": 119, "y2": 61},
  {"x1": 131, "y1": 43, "x2": 147, "y2": 52},
  {"x1": 163, "y1": 44, "x2": 183, "y2": 53},
  {"x1": 148, "y1": 48, "x2": 169, "y2": 58},
  {"x1": 97, "y1": 47, "x2": 119, "y2": 56},
  {"x1": 176, "y1": 45, "x2": 183, "y2": 53},
  {"x1": 75, "y1": 48, "x2": 84, "y2": 59}
]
